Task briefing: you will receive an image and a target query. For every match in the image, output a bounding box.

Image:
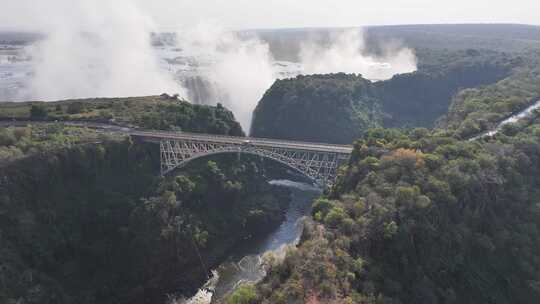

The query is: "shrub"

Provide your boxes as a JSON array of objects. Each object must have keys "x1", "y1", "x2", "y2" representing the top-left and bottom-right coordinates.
[
  {"x1": 67, "y1": 102, "x2": 86, "y2": 114},
  {"x1": 0, "y1": 129, "x2": 16, "y2": 146},
  {"x1": 30, "y1": 104, "x2": 48, "y2": 120},
  {"x1": 312, "y1": 198, "x2": 333, "y2": 217},
  {"x1": 383, "y1": 221, "x2": 398, "y2": 239},
  {"x1": 324, "y1": 206, "x2": 347, "y2": 227},
  {"x1": 382, "y1": 148, "x2": 425, "y2": 170},
  {"x1": 395, "y1": 186, "x2": 420, "y2": 207},
  {"x1": 424, "y1": 153, "x2": 442, "y2": 170},
  {"x1": 226, "y1": 284, "x2": 257, "y2": 304}
]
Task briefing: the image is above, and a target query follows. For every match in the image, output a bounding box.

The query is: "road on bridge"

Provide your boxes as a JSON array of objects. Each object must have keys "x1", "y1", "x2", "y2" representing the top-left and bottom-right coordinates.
[{"x1": 130, "y1": 130, "x2": 353, "y2": 154}]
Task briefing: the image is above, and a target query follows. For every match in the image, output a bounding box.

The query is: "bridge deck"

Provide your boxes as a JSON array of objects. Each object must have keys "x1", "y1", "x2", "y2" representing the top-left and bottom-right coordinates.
[{"x1": 130, "y1": 130, "x2": 354, "y2": 155}]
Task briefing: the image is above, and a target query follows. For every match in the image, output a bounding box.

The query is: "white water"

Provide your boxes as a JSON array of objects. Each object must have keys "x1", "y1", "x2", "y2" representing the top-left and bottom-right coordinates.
[
  {"x1": 473, "y1": 100, "x2": 540, "y2": 140},
  {"x1": 269, "y1": 179, "x2": 321, "y2": 192},
  {"x1": 172, "y1": 180, "x2": 321, "y2": 304}
]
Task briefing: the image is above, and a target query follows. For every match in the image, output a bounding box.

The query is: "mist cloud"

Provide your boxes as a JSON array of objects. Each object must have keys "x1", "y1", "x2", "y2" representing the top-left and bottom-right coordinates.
[
  {"x1": 299, "y1": 29, "x2": 417, "y2": 80},
  {"x1": 172, "y1": 27, "x2": 418, "y2": 131},
  {"x1": 23, "y1": 0, "x2": 183, "y2": 101},
  {"x1": 3, "y1": 1, "x2": 418, "y2": 134},
  {"x1": 175, "y1": 24, "x2": 276, "y2": 131}
]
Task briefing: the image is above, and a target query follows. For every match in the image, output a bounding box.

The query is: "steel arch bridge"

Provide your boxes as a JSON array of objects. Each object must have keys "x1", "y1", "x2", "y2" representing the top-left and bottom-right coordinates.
[{"x1": 131, "y1": 131, "x2": 353, "y2": 187}]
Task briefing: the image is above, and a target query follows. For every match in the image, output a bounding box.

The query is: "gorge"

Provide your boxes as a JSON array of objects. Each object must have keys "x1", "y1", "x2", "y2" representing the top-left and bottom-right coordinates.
[{"x1": 1, "y1": 23, "x2": 540, "y2": 304}]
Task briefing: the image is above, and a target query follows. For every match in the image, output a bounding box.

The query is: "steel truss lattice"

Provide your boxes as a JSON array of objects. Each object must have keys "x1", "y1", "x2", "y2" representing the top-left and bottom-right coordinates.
[{"x1": 159, "y1": 139, "x2": 350, "y2": 187}]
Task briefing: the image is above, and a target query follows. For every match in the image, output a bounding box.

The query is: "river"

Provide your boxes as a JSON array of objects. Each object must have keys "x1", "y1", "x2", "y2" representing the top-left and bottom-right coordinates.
[
  {"x1": 171, "y1": 180, "x2": 322, "y2": 304},
  {"x1": 472, "y1": 100, "x2": 540, "y2": 140}
]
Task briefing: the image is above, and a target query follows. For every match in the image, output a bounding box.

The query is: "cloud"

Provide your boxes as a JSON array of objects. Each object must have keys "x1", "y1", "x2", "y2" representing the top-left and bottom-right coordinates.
[
  {"x1": 175, "y1": 23, "x2": 276, "y2": 132},
  {"x1": 299, "y1": 29, "x2": 417, "y2": 80},
  {"x1": 21, "y1": 0, "x2": 183, "y2": 101},
  {"x1": 3, "y1": 0, "x2": 538, "y2": 31}
]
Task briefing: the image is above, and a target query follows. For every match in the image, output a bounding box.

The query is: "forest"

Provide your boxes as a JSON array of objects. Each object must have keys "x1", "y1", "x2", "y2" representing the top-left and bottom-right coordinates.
[
  {"x1": 0, "y1": 101, "x2": 291, "y2": 304},
  {"x1": 251, "y1": 49, "x2": 519, "y2": 144},
  {"x1": 235, "y1": 25, "x2": 540, "y2": 304},
  {"x1": 0, "y1": 94, "x2": 243, "y2": 136},
  {"x1": 248, "y1": 110, "x2": 540, "y2": 304}
]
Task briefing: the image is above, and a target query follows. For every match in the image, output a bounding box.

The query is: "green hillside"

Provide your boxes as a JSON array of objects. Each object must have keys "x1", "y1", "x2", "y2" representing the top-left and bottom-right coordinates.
[
  {"x1": 252, "y1": 50, "x2": 517, "y2": 144},
  {"x1": 0, "y1": 95, "x2": 243, "y2": 136},
  {"x1": 252, "y1": 111, "x2": 540, "y2": 304}
]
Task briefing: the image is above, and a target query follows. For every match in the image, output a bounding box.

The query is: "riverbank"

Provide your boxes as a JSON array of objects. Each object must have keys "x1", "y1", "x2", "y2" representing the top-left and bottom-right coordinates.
[
  {"x1": 176, "y1": 180, "x2": 322, "y2": 304},
  {"x1": 471, "y1": 99, "x2": 540, "y2": 140},
  {"x1": 0, "y1": 140, "x2": 293, "y2": 304}
]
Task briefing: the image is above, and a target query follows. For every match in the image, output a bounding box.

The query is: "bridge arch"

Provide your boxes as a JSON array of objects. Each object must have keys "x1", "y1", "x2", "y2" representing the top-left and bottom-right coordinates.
[
  {"x1": 165, "y1": 150, "x2": 320, "y2": 185},
  {"x1": 159, "y1": 139, "x2": 349, "y2": 187}
]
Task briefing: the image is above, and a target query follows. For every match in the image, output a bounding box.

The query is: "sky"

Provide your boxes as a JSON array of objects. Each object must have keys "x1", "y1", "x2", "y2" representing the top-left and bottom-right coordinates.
[{"x1": 1, "y1": 0, "x2": 539, "y2": 31}]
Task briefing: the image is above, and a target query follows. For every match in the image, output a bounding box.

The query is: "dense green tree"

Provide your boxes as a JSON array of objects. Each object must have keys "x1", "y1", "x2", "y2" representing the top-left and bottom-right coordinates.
[
  {"x1": 66, "y1": 102, "x2": 85, "y2": 114},
  {"x1": 256, "y1": 113, "x2": 540, "y2": 304}
]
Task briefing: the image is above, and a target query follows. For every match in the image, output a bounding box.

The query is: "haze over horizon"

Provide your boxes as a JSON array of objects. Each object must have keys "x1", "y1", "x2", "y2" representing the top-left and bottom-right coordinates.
[{"x1": 1, "y1": 0, "x2": 539, "y2": 31}]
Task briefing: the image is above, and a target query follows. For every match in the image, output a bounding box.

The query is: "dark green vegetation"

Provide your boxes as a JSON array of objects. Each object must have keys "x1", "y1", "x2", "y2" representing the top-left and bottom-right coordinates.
[
  {"x1": 0, "y1": 124, "x2": 121, "y2": 162},
  {"x1": 376, "y1": 50, "x2": 517, "y2": 128},
  {"x1": 0, "y1": 95, "x2": 243, "y2": 136},
  {"x1": 253, "y1": 110, "x2": 540, "y2": 303},
  {"x1": 252, "y1": 24, "x2": 540, "y2": 144},
  {"x1": 240, "y1": 24, "x2": 540, "y2": 304},
  {"x1": 440, "y1": 65, "x2": 540, "y2": 138},
  {"x1": 0, "y1": 95, "x2": 243, "y2": 167},
  {"x1": 252, "y1": 51, "x2": 515, "y2": 144},
  {"x1": 0, "y1": 141, "x2": 289, "y2": 304},
  {"x1": 0, "y1": 100, "x2": 294, "y2": 304},
  {"x1": 251, "y1": 74, "x2": 381, "y2": 145}
]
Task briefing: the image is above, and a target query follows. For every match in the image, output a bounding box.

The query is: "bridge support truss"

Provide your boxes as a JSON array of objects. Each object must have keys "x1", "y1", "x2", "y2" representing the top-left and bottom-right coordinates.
[{"x1": 159, "y1": 139, "x2": 349, "y2": 187}]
